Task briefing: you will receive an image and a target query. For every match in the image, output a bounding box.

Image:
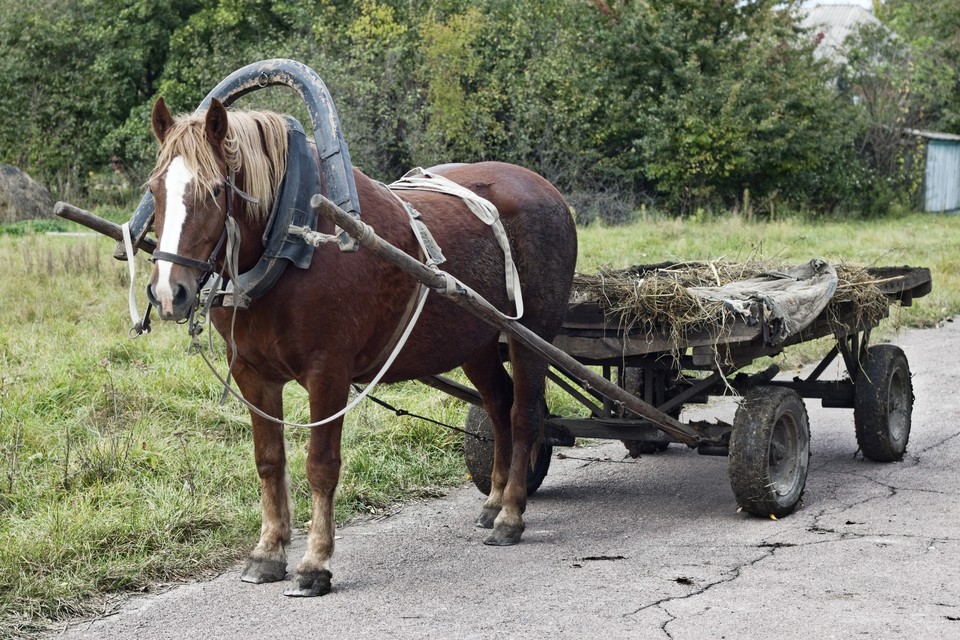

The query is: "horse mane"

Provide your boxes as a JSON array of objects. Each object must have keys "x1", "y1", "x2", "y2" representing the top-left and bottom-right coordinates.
[{"x1": 150, "y1": 108, "x2": 289, "y2": 220}]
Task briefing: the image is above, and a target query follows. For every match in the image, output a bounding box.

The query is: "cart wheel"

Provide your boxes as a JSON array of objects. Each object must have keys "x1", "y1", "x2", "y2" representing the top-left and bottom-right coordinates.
[
  {"x1": 463, "y1": 404, "x2": 552, "y2": 496},
  {"x1": 623, "y1": 440, "x2": 671, "y2": 456},
  {"x1": 854, "y1": 344, "x2": 913, "y2": 462},
  {"x1": 728, "y1": 387, "x2": 810, "y2": 518},
  {"x1": 620, "y1": 368, "x2": 675, "y2": 456}
]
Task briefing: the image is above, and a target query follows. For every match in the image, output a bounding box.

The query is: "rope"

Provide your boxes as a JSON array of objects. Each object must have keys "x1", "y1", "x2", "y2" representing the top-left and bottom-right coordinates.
[
  {"x1": 358, "y1": 386, "x2": 493, "y2": 443},
  {"x1": 121, "y1": 222, "x2": 150, "y2": 337},
  {"x1": 192, "y1": 282, "x2": 431, "y2": 428}
]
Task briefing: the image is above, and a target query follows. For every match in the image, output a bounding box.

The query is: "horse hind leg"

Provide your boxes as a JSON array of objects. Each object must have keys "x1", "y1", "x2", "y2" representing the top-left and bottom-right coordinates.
[
  {"x1": 461, "y1": 342, "x2": 514, "y2": 531},
  {"x1": 485, "y1": 338, "x2": 548, "y2": 546},
  {"x1": 464, "y1": 338, "x2": 547, "y2": 546}
]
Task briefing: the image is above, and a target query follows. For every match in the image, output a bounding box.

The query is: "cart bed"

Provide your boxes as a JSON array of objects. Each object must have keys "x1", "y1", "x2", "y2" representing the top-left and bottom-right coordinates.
[{"x1": 555, "y1": 265, "x2": 932, "y2": 366}]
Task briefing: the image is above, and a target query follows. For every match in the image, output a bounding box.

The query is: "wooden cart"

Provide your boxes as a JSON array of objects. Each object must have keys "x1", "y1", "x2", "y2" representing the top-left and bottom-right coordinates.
[{"x1": 456, "y1": 264, "x2": 932, "y2": 517}]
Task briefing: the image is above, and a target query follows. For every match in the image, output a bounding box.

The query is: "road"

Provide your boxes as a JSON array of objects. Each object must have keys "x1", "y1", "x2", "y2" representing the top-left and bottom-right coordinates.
[{"x1": 54, "y1": 319, "x2": 960, "y2": 640}]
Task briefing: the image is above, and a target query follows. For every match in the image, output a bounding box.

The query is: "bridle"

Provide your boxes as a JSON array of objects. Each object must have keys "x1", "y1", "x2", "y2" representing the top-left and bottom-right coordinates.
[
  {"x1": 142, "y1": 174, "x2": 257, "y2": 333},
  {"x1": 151, "y1": 228, "x2": 229, "y2": 276}
]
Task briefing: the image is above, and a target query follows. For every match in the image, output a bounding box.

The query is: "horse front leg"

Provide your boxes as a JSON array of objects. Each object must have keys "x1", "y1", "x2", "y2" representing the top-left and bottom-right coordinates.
[
  {"x1": 236, "y1": 373, "x2": 291, "y2": 584},
  {"x1": 284, "y1": 373, "x2": 349, "y2": 597}
]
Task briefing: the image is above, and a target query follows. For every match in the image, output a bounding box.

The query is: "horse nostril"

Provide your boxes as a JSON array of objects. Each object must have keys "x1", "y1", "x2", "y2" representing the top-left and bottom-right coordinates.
[
  {"x1": 172, "y1": 284, "x2": 189, "y2": 307},
  {"x1": 146, "y1": 283, "x2": 159, "y2": 307}
]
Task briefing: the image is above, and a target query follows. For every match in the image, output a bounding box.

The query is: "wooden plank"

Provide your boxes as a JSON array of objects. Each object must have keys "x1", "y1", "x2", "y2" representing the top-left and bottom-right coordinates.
[{"x1": 54, "y1": 202, "x2": 158, "y2": 254}]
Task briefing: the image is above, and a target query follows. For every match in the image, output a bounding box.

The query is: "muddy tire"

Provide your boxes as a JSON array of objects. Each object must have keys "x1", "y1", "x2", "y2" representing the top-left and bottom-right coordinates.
[
  {"x1": 854, "y1": 344, "x2": 912, "y2": 462},
  {"x1": 463, "y1": 404, "x2": 551, "y2": 496},
  {"x1": 729, "y1": 387, "x2": 810, "y2": 518},
  {"x1": 620, "y1": 368, "x2": 675, "y2": 457}
]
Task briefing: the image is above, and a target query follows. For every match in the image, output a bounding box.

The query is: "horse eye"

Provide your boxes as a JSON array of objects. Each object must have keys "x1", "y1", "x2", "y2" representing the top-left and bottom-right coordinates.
[{"x1": 212, "y1": 186, "x2": 222, "y2": 199}]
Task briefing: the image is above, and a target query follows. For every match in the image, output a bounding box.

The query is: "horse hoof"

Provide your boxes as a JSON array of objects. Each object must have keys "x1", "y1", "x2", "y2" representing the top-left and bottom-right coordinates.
[
  {"x1": 474, "y1": 507, "x2": 499, "y2": 529},
  {"x1": 283, "y1": 569, "x2": 333, "y2": 597},
  {"x1": 240, "y1": 558, "x2": 287, "y2": 584},
  {"x1": 483, "y1": 524, "x2": 523, "y2": 546}
]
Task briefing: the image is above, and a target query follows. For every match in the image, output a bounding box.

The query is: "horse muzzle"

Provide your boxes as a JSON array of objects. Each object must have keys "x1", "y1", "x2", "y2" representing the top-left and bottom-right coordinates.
[{"x1": 146, "y1": 278, "x2": 199, "y2": 322}]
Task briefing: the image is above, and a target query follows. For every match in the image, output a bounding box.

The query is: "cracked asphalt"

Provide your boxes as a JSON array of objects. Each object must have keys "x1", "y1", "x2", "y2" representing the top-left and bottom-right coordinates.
[{"x1": 55, "y1": 319, "x2": 960, "y2": 640}]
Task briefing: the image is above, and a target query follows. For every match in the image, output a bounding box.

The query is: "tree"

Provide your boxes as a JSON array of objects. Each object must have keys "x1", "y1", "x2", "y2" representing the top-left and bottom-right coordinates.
[
  {"x1": 593, "y1": 0, "x2": 862, "y2": 214},
  {"x1": 0, "y1": 0, "x2": 198, "y2": 197},
  {"x1": 879, "y1": 0, "x2": 960, "y2": 134}
]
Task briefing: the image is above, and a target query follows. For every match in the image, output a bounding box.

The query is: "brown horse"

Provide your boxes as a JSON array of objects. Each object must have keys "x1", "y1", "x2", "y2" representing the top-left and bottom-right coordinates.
[{"x1": 145, "y1": 97, "x2": 577, "y2": 596}]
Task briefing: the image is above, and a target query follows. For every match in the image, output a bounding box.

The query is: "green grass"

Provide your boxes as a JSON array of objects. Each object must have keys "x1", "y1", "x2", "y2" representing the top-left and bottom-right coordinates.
[{"x1": 1, "y1": 210, "x2": 958, "y2": 636}]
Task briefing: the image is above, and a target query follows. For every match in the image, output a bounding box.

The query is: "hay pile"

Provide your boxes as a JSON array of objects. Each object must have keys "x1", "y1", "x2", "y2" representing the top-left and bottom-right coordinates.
[{"x1": 570, "y1": 260, "x2": 890, "y2": 349}]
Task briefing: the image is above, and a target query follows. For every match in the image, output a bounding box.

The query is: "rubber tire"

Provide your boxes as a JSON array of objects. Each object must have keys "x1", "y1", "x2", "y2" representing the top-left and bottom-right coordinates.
[
  {"x1": 620, "y1": 368, "x2": 675, "y2": 456},
  {"x1": 728, "y1": 387, "x2": 811, "y2": 518},
  {"x1": 463, "y1": 404, "x2": 552, "y2": 497},
  {"x1": 854, "y1": 344, "x2": 913, "y2": 462}
]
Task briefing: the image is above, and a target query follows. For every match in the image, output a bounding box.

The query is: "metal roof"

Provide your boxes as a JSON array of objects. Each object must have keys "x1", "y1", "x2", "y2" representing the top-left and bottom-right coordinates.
[{"x1": 906, "y1": 129, "x2": 960, "y2": 143}]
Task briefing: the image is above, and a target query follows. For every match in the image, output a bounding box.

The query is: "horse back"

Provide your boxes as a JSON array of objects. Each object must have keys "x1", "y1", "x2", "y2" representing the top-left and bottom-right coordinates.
[{"x1": 390, "y1": 161, "x2": 578, "y2": 346}]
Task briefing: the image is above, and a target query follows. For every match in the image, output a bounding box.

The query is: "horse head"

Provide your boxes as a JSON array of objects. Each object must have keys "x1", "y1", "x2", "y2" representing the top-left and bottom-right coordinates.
[{"x1": 145, "y1": 97, "x2": 288, "y2": 321}]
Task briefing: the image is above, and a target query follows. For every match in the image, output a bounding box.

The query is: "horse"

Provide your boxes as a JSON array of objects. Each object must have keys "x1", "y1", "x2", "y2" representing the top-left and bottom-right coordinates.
[{"x1": 144, "y1": 96, "x2": 578, "y2": 597}]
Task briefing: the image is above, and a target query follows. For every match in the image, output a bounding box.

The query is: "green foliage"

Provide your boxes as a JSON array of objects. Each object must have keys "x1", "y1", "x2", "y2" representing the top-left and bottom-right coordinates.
[
  {"x1": 879, "y1": 0, "x2": 960, "y2": 134},
  {"x1": 0, "y1": 0, "x2": 198, "y2": 199},
  {"x1": 0, "y1": 218, "x2": 69, "y2": 236},
  {"x1": 596, "y1": 0, "x2": 862, "y2": 215},
  {"x1": 0, "y1": 0, "x2": 954, "y2": 216}
]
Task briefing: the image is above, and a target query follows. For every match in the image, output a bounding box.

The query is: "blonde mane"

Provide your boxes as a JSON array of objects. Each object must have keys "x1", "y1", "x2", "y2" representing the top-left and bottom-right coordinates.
[{"x1": 150, "y1": 109, "x2": 290, "y2": 220}]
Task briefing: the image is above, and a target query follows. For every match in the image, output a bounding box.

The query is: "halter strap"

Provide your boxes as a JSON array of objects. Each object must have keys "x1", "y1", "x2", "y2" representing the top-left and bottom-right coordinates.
[
  {"x1": 149, "y1": 172, "x2": 239, "y2": 276},
  {"x1": 151, "y1": 248, "x2": 219, "y2": 272}
]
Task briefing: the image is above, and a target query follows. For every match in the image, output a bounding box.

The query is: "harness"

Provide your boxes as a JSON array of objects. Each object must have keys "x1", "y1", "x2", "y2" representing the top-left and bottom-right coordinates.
[
  {"x1": 389, "y1": 168, "x2": 523, "y2": 319},
  {"x1": 127, "y1": 150, "x2": 520, "y2": 428},
  {"x1": 123, "y1": 117, "x2": 321, "y2": 334},
  {"x1": 200, "y1": 116, "x2": 321, "y2": 310}
]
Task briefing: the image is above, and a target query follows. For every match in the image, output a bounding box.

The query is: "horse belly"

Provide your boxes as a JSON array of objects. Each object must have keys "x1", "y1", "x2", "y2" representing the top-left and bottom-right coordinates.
[{"x1": 362, "y1": 294, "x2": 501, "y2": 384}]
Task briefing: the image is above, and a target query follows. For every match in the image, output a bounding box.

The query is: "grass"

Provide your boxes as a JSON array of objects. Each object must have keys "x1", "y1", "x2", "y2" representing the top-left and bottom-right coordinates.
[{"x1": 1, "y1": 208, "x2": 958, "y2": 636}]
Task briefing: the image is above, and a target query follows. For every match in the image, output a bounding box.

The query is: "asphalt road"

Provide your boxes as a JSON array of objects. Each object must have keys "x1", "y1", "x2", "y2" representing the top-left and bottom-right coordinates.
[{"x1": 53, "y1": 319, "x2": 960, "y2": 640}]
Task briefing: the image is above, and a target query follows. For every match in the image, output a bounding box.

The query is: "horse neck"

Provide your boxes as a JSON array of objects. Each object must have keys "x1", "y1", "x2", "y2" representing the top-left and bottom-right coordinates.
[{"x1": 229, "y1": 204, "x2": 266, "y2": 273}]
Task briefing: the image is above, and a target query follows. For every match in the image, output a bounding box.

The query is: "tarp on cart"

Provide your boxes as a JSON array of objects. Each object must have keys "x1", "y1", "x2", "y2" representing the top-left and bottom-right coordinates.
[{"x1": 686, "y1": 259, "x2": 838, "y2": 345}]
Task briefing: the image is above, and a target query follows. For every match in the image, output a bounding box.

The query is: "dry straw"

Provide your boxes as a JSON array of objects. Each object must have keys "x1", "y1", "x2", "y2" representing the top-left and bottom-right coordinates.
[{"x1": 570, "y1": 259, "x2": 890, "y2": 353}]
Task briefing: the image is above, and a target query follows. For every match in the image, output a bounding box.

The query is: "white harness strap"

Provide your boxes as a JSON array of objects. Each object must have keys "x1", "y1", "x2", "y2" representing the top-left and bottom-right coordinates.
[
  {"x1": 121, "y1": 222, "x2": 148, "y2": 334},
  {"x1": 389, "y1": 167, "x2": 524, "y2": 320}
]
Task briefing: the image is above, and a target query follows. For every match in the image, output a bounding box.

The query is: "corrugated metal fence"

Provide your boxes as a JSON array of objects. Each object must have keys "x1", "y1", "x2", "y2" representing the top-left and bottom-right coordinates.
[{"x1": 912, "y1": 130, "x2": 960, "y2": 214}]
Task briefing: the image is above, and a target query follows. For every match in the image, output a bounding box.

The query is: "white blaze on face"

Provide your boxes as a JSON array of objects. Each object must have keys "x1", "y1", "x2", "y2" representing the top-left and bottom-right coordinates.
[{"x1": 154, "y1": 156, "x2": 193, "y2": 306}]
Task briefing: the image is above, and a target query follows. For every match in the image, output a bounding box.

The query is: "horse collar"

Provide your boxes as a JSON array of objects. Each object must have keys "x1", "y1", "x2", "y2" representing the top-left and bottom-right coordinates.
[{"x1": 202, "y1": 116, "x2": 321, "y2": 309}]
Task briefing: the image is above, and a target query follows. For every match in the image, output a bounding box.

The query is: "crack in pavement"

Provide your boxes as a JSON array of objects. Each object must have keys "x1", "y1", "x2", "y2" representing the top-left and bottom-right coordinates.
[
  {"x1": 623, "y1": 424, "x2": 960, "y2": 638},
  {"x1": 623, "y1": 547, "x2": 776, "y2": 635}
]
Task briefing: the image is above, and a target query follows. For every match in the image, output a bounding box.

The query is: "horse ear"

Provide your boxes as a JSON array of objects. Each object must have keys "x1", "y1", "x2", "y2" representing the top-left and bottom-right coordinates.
[
  {"x1": 151, "y1": 97, "x2": 175, "y2": 144},
  {"x1": 205, "y1": 98, "x2": 229, "y2": 149}
]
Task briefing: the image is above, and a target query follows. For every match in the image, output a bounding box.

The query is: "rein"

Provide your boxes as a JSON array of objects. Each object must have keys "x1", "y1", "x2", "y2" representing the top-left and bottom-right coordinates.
[{"x1": 190, "y1": 282, "x2": 431, "y2": 428}]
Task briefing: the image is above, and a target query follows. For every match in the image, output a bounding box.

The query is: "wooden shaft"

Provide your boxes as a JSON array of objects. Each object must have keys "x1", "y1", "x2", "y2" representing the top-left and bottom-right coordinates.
[
  {"x1": 53, "y1": 201, "x2": 157, "y2": 254},
  {"x1": 312, "y1": 194, "x2": 700, "y2": 446}
]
